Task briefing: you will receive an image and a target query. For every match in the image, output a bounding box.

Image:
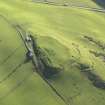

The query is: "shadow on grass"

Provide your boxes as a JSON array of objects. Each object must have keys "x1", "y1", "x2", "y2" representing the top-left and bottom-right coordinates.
[
  {"x1": 92, "y1": 0, "x2": 105, "y2": 8},
  {"x1": 77, "y1": 62, "x2": 105, "y2": 90},
  {"x1": 30, "y1": 35, "x2": 61, "y2": 79}
]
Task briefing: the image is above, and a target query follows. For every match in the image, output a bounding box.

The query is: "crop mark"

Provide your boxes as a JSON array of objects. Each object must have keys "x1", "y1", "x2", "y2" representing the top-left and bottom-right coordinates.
[
  {"x1": 0, "y1": 73, "x2": 33, "y2": 100},
  {"x1": 0, "y1": 60, "x2": 25, "y2": 84},
  {"x1": 0, "y1": 15, "x2": 34, "y2": 101},
  {"x1": 0, "y1": 46, "x2": 21, "y2": 66},
  {"x1": 72, "y1": 43, "x2": 81, "y2": 59},
  {"x1": 0, "y1": 15, "x2": 26, "y2": 68}
]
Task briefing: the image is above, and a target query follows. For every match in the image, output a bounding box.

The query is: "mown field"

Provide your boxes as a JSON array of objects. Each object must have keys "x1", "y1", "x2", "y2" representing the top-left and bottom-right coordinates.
[{"x1": 0, "y1": 0, "x2": 105, "y2": 105}]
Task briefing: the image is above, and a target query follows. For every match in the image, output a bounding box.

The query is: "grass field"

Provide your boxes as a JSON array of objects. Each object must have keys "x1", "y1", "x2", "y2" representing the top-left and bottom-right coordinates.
[{"x1": 0, "y1": 0, "x2": 105, "y2": 105}]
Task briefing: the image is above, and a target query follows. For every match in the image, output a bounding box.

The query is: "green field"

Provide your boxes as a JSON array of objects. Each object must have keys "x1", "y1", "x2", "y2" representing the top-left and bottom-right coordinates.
[{"x1": 0, "y1": 0, "x2": 105, "y2": 105}]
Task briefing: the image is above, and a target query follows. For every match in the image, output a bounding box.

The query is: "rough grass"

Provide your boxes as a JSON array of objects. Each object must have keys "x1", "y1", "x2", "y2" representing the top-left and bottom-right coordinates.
[{"x1": 0, "y1": 0, "x2": 105, "y2": 105}]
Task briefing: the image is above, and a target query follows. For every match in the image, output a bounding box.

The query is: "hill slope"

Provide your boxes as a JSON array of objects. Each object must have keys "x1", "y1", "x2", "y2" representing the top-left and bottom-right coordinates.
[{"x1": 0, "y1": 0, "x2": 105, "y2": 105}]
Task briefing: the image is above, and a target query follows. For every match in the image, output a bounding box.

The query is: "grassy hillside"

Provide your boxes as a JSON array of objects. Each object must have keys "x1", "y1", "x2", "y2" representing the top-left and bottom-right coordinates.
[
  {"x1": 0, "y1": 13, "x2": 65, "y2": 105},
  {"x1": 0, "y1": 0, "x2": 105, "y2": 105}
]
